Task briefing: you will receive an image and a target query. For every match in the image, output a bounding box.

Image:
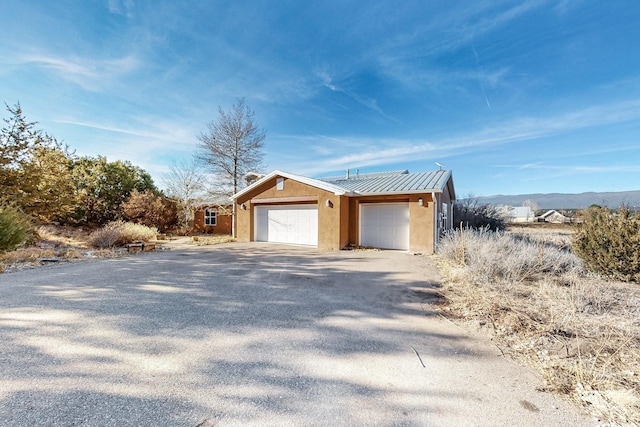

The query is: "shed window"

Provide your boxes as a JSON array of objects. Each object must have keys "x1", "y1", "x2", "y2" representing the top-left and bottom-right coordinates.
[
  {"x1": 205, "y1": 209, "x2": 217, "y2": 226},
  {"x1": 276, "y1": 177, "x2": 284, "y2": 190}
]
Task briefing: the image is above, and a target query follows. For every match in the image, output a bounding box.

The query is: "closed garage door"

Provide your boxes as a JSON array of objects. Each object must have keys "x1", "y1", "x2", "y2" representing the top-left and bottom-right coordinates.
[
  {"x1": 255, "y1": 205, "x2": 318, "y2": 246},
  {"x1": 360, "y1": 203, "x2": 410, "y2": 250}
]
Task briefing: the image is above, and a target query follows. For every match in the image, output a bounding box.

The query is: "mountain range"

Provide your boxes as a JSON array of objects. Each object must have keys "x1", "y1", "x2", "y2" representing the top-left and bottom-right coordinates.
[{"x1": 473, "y1": 190, "x2": 640, "y2": 210}]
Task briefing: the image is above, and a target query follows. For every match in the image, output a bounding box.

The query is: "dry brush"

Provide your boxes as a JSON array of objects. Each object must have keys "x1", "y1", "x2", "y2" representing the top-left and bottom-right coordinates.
[{"x1": 435, "y1": 227, "x2": 640, "y2": 425}]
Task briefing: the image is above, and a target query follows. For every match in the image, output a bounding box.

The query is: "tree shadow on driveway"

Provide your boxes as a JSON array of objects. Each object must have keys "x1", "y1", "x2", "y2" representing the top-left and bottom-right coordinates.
[{"x1": 0, "y1": 243, "x2": 592, "y2": 426}]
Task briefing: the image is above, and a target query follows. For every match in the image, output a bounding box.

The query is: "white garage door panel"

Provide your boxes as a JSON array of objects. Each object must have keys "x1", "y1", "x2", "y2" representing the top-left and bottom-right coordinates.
[
  {"x1": 360, "y1": 203, "x2": 410, "y2": 250},
  {"x1": 255, "y1": 205, "x2": 318, "y2": 246}
]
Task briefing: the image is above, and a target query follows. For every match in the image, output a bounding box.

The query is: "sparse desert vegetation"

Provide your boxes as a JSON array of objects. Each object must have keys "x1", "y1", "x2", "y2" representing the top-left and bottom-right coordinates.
[
  {"x1": 0, "y1": 205, "x2": 36, "y2": 254},
  {"x1": 88, "y1": 221, "x2": 158, "y2": 248},
  {"x1": 1, "y1": 224, "x2": 122, "y2": 272},
  {"x1": 435, "y1": 223, "x2": 640, "y2": 425},
  {"x1": 573, "y1": 205, "x2": 640, "y2": 282},
  {"x1": 0, "y1": 222, "x2": 235, "y2": 273},
  {"x1": 191, "y1": 234, "x2": 235, "y2": 246}
]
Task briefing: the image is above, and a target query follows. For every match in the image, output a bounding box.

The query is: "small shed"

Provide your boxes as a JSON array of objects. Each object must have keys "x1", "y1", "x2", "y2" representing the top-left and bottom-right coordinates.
[{"x1": 539, "y1": 210, "x2": 569, "y2": 224}]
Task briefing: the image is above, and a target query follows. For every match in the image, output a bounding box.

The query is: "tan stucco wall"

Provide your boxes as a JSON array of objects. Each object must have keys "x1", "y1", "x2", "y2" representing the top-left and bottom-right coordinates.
[
  {"x1": 408, "y1": 193, "x2": 435, "y2": 254},
  {"x1": 348, "y1": 194, "x2": 436, "y2": 254},
  {"x1": 318, "y1": 192, "x2": 343, "y2": 250},
  {"x1": 339, "y1": 195, "x2": 350, "y2": 248},
  {"x1": 234, "y1": 202, "x2": 251, "y2": 242}
]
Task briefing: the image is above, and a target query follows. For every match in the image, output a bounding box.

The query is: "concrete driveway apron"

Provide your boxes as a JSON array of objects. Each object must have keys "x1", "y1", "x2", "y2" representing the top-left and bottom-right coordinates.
[{"x1": 0, "y1": 242, "x2": 594, "y2": 426}]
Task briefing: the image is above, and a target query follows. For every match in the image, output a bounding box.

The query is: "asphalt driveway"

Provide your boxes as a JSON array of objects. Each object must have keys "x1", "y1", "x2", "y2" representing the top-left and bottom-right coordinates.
[{"x1": 0, "y1": 243, "x2": 592, "y2": 426}]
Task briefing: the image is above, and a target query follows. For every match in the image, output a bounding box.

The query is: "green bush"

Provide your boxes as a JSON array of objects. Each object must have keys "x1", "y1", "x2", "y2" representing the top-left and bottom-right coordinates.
[
  {"x1": 573, "y1": 205, "x2": 640, "y2": 282},
  {"x1": 0, "y1": 205, "x2": 35, "y2": 253}
]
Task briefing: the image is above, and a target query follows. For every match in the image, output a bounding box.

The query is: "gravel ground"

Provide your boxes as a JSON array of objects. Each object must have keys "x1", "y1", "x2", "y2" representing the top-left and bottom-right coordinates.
[{"x1": 0, "y1": 242, "x2": 594, "y2": 426}]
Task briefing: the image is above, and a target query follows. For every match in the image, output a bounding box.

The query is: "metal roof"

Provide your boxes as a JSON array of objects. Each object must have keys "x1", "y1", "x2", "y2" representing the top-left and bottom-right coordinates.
[
  {"x1": 231, "y1": 169, "x2": 454, "y2": 200},
  {"x1": 321, "y1": 170, "x2": 452, "y2": 195},
  {"x1": 321, "y1": 170, "x2": 408, "y2": 181}
]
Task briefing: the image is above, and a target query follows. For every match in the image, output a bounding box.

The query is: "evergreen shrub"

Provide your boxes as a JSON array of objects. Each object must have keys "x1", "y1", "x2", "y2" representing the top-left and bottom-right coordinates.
[
  {"x1": 0, "y1": 205, "x2": 34, "y2": 253},
  {"x1": 573, "y1": 205, "x2": 640, "y2": 282}
]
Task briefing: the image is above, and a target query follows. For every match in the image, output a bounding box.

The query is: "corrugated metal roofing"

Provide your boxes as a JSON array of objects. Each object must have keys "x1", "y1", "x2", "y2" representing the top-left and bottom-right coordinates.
[
  {"x1": 321, "y1": 170, "x2": 408, "y2": 181},
  {"x1": 231, "y1": 169, "x2": 453, "y2": 200},
  {"x1": 321, "y1": 170, "x2": 451, "y2": 194}
]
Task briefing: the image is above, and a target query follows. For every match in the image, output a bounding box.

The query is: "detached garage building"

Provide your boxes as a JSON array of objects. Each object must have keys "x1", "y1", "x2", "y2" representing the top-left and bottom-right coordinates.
[{"x1": 231, "y1": 169, "x2": 455, "y2": 254}]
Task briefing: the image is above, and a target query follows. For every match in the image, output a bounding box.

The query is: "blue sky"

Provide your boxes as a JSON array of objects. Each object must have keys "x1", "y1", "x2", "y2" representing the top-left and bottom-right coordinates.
[{"x1": 2, "y1": 1, "x2": 639, "y2": 197}]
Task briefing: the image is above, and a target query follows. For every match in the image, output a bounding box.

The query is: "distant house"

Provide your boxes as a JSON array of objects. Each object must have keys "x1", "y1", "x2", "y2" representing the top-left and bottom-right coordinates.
[
  {"x1": 507, "y1": 206, "x2": 535, "y2": 223},
  {"x1": 539, "y1": 210, "x2": 569, "y2": 224},
  {"x1": 192, "y1": 198, "x2": 233, "y2": 234}
]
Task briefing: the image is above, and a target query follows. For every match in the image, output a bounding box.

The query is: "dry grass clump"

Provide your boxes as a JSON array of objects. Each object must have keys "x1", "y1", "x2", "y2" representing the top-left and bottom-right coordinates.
[
  {"x1": 118, "y1": 221, "x2": 158, "y2": 243},
  {"x1": 438, "y1": 227, "x2": 581, "y2": 284},
  {"x1": 507, "y1": 223, "x2": 574, "y2": 249},
  {"x1": 88, "y1": 223, "x2": 121, "y2": 248},
  {"x1": 0, "y1": 247, "x2": 66, "y2": 270},
  {"x1": 88, "y1": 248, "x2": 127, "y2": 259},
  {"x1": 192, "y1": 235, "x2": 234, "y2": 246},
  {"x1": 0, "y1": 224, "x2": 152, "y2": 273},
  {"x1": 436, "y1": 228, "x2": 640, "y2": 425},
  {"x1": 62, "y1": 248, "x2": 82, "y2": 259},
  {"x1": 37, "y1": 224, "x2": 91, "y2": 248},
  {"x1": 88, "y1": 221, "x2": 158, "y2": 248},
  {"x1": 1, "y1": 247, "x2": 48, "y2": 263}
]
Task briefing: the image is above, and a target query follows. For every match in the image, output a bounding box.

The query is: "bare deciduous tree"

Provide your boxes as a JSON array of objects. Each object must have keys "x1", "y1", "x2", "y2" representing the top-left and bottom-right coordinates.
[
  {"x1": 163, "y1": 160, "x2": 207, "y2": 233},
  {"x1": 453, "y1": 194, "x2": 506, "y2": 231},
  {"x1": 522, "y1": 199, "x2": 539, "y2": 216},
  {"x1": 196, "y1": 98, "x2": 265, "y2": 196}
]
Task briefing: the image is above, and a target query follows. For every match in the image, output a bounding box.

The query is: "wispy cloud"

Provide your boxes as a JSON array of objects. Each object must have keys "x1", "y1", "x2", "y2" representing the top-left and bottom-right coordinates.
[
  {"x1": 20, "y1": 55, "x2": 95, "y2": 77},
  {"x1": 317, "y1": 71, "x2": 398, "y2": 122},
  {"x1": 553, "y1": 0, "x2": 583, "y2": 15},
  {"x1": 378, "y1": 0, "x2": 546, "y2": 60},
  {"x1": 281, "y1": 97, "x2": 640, "y2": 175},
  {"x1": 494, "y1": 163, "x2": 640, "y2": 185},
  {"x1": 437, "y1": 0, "x2": 546, "y2": 55},
  {"x1": 497, "y1": 163, "x2": 640, "y2": 173},
  {"x1": 55, "y1": 119, "x2": 196, "y2": 146},
  {"x1": 372, "y1": 1, "x2": 543, "y2": 93},
  {"x1": 108, "y1": 0, "x2": 135, "y2": 18},
  {"x1": 18, "y1": 53, "x2": 141, "y2": 90}
]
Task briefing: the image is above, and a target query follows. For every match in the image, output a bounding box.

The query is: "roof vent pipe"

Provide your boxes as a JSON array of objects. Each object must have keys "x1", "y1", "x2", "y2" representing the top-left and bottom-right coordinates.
[{"x1": 346, "y1": 169, "x2": 350, "y2": 179}]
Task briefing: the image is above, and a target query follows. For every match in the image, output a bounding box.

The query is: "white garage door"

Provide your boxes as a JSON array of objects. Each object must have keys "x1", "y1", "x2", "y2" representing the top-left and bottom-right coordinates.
[
  {"x1": 255, "y1": 205, "x2": 318, "y2": 246},
  {"x1": 360, "y1": 203, "x2": 410, "y2": 250}
]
